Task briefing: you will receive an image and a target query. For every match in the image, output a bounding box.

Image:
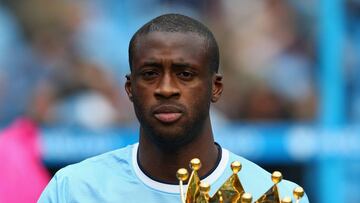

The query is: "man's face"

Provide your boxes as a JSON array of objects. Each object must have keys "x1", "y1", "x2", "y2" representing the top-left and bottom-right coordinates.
[{"x1": 126, "y1": 32, "x2": 222, "y2": 148}]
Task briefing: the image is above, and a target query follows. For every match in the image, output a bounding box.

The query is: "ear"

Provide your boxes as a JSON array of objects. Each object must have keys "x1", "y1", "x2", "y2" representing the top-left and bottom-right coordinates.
[
  {"x1": 125, "y1": 74, "x2": 133, "y2": 102},
  {"x1": 211, "y1": 73, "x2": 223, "y2": 103}
]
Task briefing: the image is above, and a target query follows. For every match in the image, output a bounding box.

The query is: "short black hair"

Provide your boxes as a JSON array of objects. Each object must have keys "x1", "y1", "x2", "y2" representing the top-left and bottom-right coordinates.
[{"x1": 128, "y1": 13, "x2": 219, "y2": 73}]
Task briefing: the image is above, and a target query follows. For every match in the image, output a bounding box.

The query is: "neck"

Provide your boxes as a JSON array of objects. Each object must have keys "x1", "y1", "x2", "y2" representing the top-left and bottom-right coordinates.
[{"x1": 137, "y1": 118, "x2": 219, "y2": 184}]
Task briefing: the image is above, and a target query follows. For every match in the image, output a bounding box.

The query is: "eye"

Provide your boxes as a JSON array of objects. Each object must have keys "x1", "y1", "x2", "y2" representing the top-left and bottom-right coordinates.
[
  {"x1": 141, "y1": 70, "x2": 159, "y2": 80},
  {"x1": 177, "y1": 71, "x2": 194, "y2": 80}
]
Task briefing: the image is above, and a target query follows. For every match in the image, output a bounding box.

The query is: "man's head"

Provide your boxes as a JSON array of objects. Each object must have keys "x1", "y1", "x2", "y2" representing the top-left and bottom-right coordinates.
[
  {"x1": 129, "y1": 14, "x2": 219, "y2": 73},
  {"x1": 125, "y1": 14, "x2": 223, "y2": 149}
]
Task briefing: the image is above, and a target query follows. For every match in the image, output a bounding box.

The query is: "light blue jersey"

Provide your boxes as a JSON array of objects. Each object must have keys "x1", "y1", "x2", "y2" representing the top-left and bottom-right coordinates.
[{"x1": 38, "y1": 143, "x2": 309, "y2": 203}]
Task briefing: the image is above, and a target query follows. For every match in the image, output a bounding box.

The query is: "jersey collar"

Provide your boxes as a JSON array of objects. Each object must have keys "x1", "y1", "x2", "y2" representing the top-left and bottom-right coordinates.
[{"x1": 131, "y1": 143, "x2": 229, "y2": 194}]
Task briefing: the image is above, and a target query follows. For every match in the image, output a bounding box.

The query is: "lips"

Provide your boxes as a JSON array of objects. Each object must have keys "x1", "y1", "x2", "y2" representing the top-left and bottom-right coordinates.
[{"x1": 152, "y1": 105, "x2": 184, "y2": 124}]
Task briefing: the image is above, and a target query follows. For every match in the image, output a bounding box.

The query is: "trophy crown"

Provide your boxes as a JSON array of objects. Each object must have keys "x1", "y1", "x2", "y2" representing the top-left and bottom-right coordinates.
[{"x1": 177, "y1": 159, "x2": 305, "y2": 203}]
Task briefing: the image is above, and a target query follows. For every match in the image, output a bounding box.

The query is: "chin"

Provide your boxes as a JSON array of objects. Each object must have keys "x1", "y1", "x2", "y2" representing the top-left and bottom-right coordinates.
[{"x1": 148, "y1": 128, "x2": 195, "y2": 150}]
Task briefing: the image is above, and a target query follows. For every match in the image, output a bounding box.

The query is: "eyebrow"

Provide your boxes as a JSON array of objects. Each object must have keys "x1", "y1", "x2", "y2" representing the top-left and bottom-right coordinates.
[
  {"x1": 140, "y1": 61, "x2": 162, "y2": 68},
  {"x1": 140, "y1": 61, "x2": 192, "y2": 69}
]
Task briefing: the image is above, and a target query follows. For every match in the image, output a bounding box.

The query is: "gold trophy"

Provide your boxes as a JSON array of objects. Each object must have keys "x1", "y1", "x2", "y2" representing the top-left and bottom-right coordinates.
[{"x1": 176, "y1": 158, "x2": 305, "y2": 203}]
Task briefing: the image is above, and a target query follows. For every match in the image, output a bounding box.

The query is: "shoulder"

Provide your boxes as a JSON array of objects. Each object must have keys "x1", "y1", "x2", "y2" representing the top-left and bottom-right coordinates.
[
  {"x1": 57, "y1": 144, "x2": 134, "y2": 180},
  {"x1": 226, "y1": 150, "x2": 270, "y2": 185},
  {"x1": 38, "y1": 144, "x2": 137, "y2": 202},
  {"x1": 225, "y1": 149, "x2": 309, "y2": 202}
]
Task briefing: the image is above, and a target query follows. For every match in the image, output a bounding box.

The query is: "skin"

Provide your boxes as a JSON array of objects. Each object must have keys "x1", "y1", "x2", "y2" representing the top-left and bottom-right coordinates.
[{"x1": 125, "y1": 31, "x2": 223, "y2": 183}]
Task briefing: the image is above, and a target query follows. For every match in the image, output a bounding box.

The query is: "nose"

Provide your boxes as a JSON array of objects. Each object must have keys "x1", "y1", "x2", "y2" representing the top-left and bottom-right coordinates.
[{"x1": 154, "y1": 73, "x2": 180, "y2": 99}]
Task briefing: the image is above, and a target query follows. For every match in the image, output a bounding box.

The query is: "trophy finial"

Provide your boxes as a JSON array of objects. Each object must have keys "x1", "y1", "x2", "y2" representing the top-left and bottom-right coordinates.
[
  {"x1": 177, "y1": 168, "x2": 189, "y2": 181},
  {"x1": 271, "y1": 171, "x2": 283, "y2": 184},
  {"x1": 281, "y1": 197, "x2": 293, "y2": 203},
  {"x1": 241, "y1": 193, "x2": 252, "y2": 203},
  {"x1": 230, "y1": 161, "x2": 242, "y2": 174},
  {"x1": 293, "y1": 186, "x2": 304, "y2": 203},
  {"x1": 198, "y1": 182, "x2": 210, "y2": 202},
  {"x1": 200, "y1": 182, "x2": 210, "y2": 193},
  {"x1": 190, "y1": 158, "x2": 201, "y2": 171}
]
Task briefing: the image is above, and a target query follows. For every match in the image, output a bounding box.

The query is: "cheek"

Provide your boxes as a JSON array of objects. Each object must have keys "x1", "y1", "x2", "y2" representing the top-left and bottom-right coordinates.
[
  {"x1": 132, "y1": 86, "x2": 153, "y2": 109},
  {"x1": 133, "y1": 82, "x2": 152, "y2": 98},
  {"x1": 184, "y1": 86, "x2": 212, "y2": 111}
]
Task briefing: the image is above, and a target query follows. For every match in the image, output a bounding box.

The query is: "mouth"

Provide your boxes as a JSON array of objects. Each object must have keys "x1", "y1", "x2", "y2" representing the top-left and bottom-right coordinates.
[{"x1": 152, "y1": 105, "x2": 184, "y2": 124}]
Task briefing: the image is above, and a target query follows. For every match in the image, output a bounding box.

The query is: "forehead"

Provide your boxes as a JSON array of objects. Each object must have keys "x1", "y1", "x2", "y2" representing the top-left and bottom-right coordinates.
[{"x1": 132, "y1": 32, "x2": 209, "y2": 66}]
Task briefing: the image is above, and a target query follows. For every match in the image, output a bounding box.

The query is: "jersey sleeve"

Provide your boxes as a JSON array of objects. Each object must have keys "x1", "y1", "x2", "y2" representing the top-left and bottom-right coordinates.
[{"x1": 37, "y1": 171, "x2": 68, "y2": 203}]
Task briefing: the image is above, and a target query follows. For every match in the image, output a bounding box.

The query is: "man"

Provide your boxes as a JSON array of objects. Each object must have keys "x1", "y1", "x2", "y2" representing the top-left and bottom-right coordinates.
[{"x1": 38, "y1": 14, "x2": 309, "y2": 202}]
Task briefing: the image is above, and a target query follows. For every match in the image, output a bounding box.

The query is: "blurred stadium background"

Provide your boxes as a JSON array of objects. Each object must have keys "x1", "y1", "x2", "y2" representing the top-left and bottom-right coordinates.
[{"x1": 0, "y1": 0, "x2": 359, "y2": 202}]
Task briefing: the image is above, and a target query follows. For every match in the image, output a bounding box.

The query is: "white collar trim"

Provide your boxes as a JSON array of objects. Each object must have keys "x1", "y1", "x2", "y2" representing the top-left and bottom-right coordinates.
[{"x1": 131, "y1": 143, "x2": 229, "y2": 194}]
